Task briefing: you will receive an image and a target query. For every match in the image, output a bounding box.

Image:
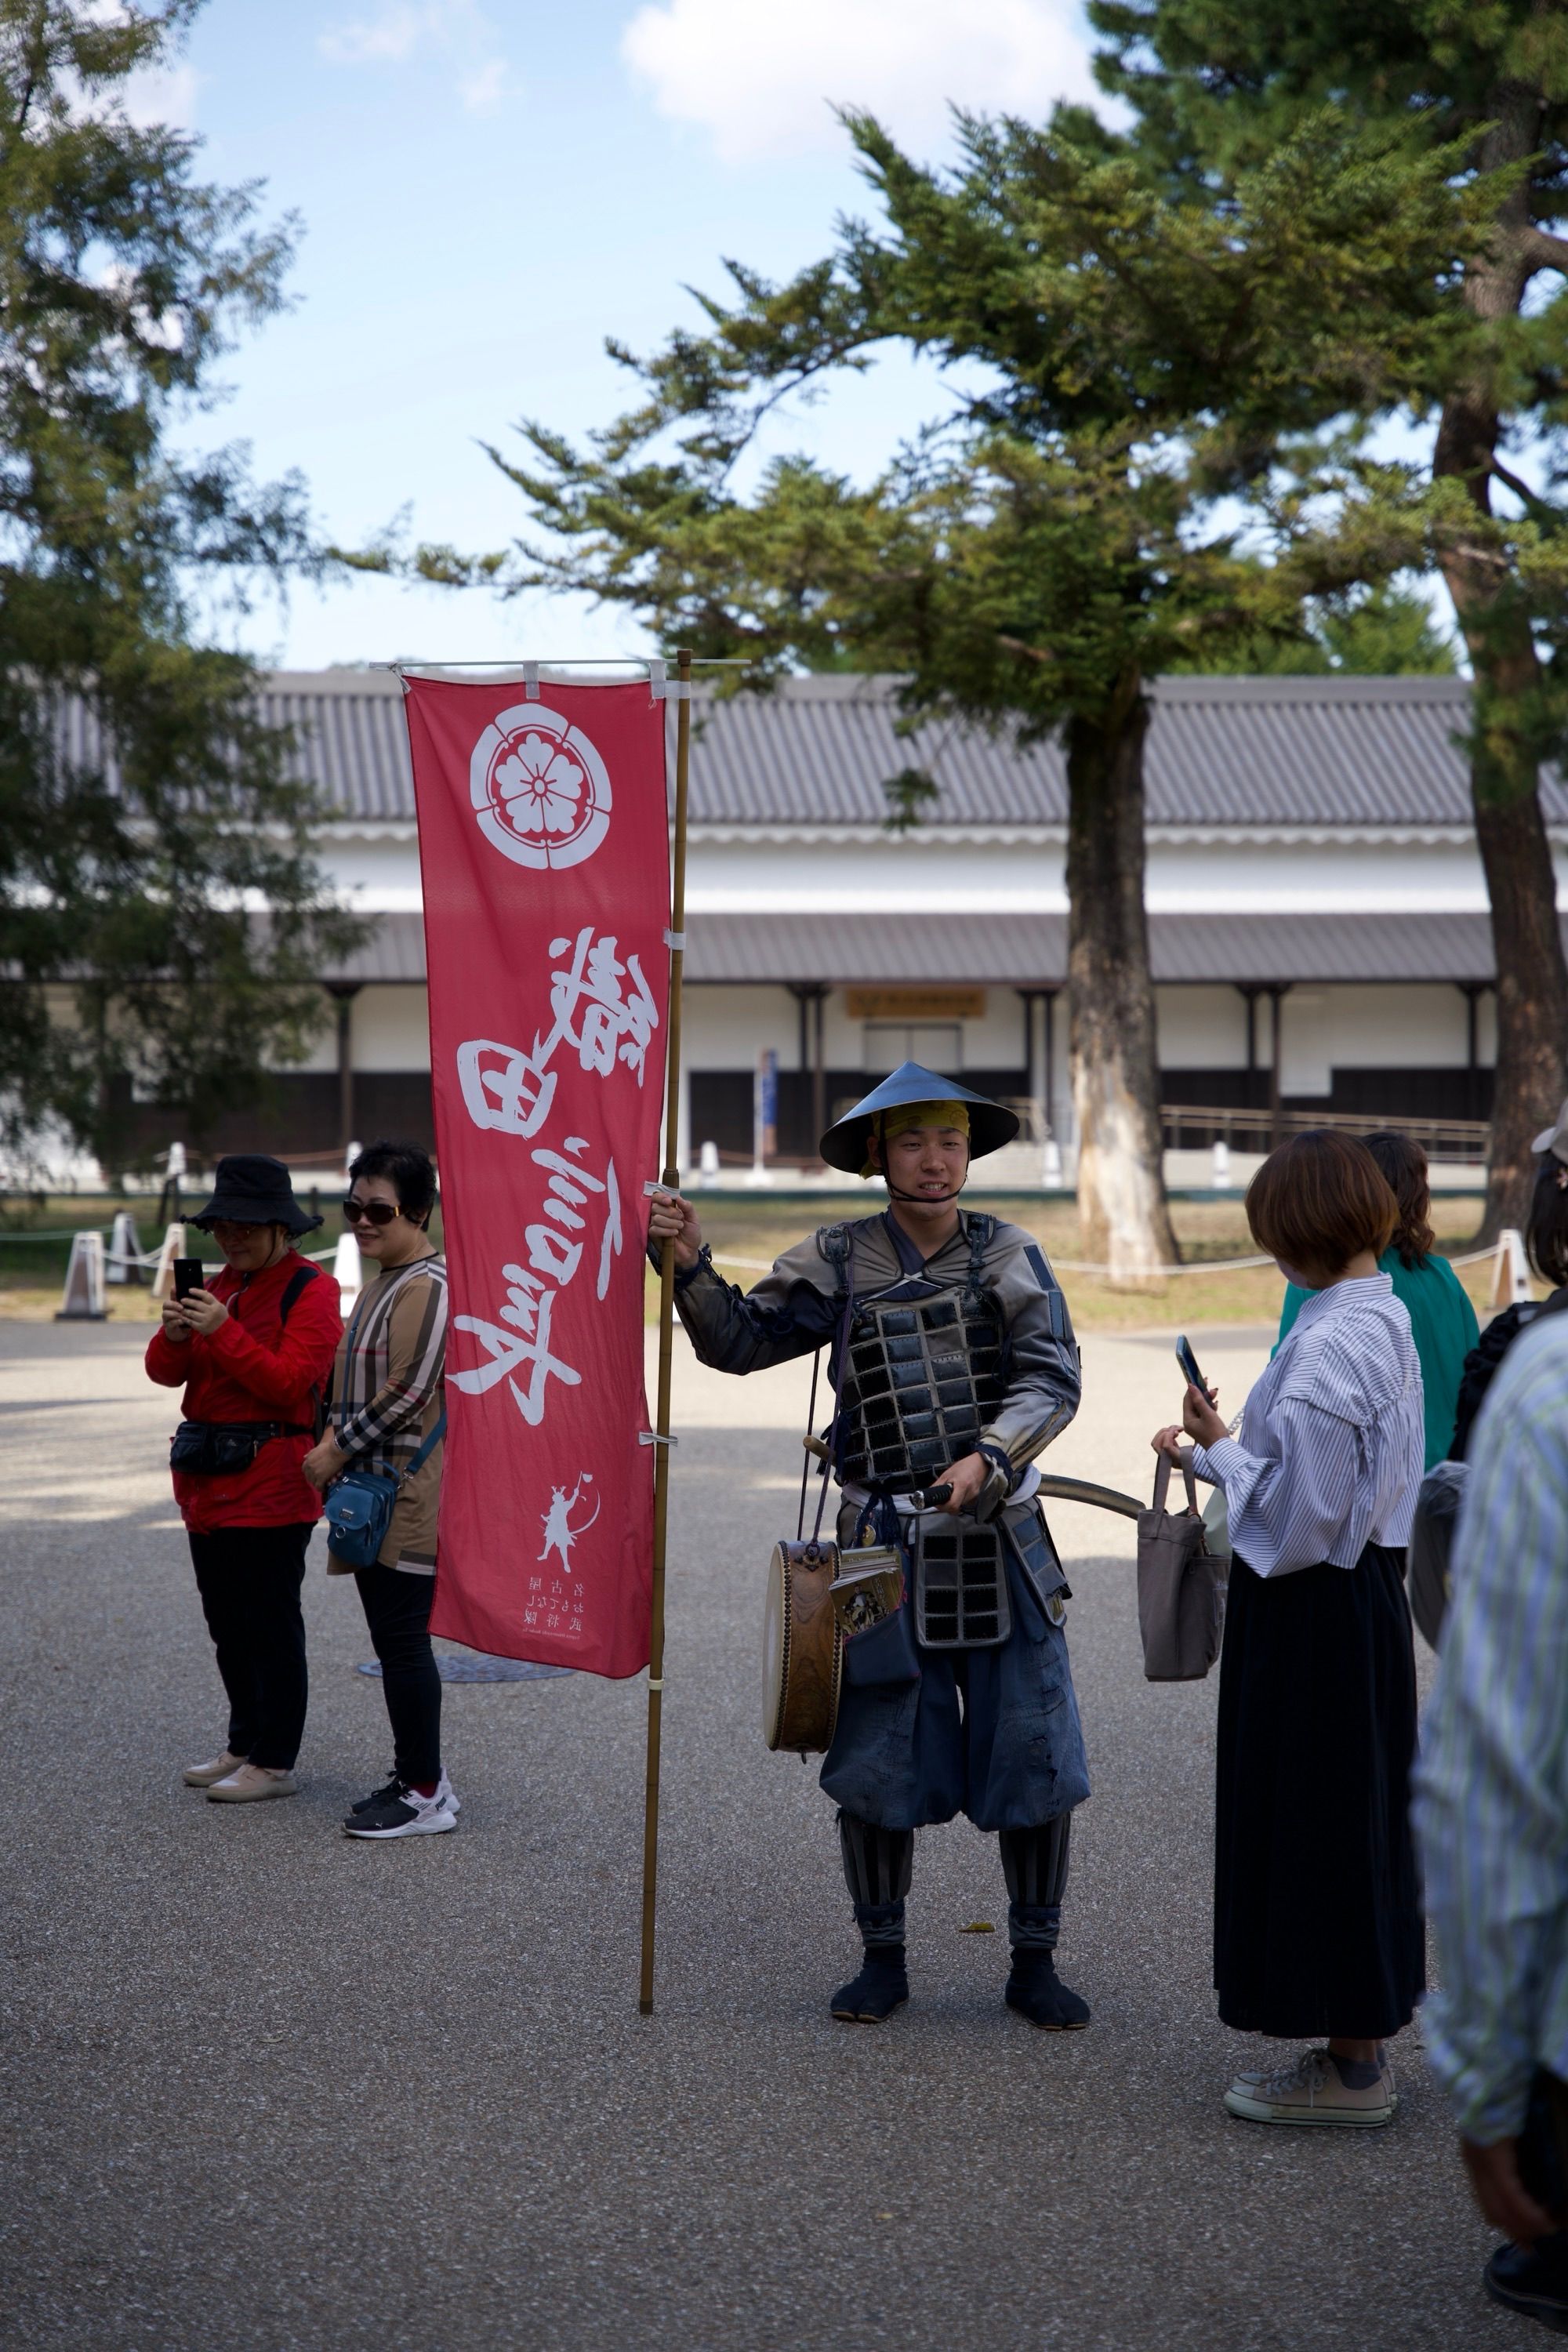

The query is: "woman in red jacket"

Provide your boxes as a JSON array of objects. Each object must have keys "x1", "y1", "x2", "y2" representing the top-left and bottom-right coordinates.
[{"x1": 145, "y1": 1156, "x2": 343, "y2": 1803}]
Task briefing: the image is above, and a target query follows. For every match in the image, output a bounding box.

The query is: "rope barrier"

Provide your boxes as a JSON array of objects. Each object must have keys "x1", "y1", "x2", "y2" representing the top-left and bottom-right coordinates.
[{"x1": 708, "y1": 1241, "x2": 1506, "y2": 1279}]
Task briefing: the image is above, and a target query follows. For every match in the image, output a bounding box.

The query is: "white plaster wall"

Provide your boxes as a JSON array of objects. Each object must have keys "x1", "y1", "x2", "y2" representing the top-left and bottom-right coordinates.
[
  {"x1": 316, "y1": 831, "x2": 423, "y2": 909},
  {"x1": 351, "y1": 985, "x2": 431, "y2": 1071},
  {"x1": 1316, "y1": 983, "x2": 1475, "y2": 1069},
  {"x1": 1155, "y1": 986, "x2": 1250, "y2": 1071},
  {"x1": 684, "y1": 834, "x2": 1065, "y2": 915},
  {"x1": 314, "y1": 822, "x2": 1568, "y2": 923}
]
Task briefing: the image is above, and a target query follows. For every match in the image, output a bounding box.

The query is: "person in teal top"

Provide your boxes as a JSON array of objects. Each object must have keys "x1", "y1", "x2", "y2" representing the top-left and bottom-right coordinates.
[{"x1": 1276, "y1": 1130, "x2": 1479, "y2": 1472}]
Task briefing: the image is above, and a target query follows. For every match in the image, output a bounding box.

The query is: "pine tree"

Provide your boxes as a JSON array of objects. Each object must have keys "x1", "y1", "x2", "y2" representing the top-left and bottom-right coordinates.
[
  {"x1": 0, "y1": 1, "x2": 361, "y2": 1173},
  {"x1": 486, "y1": 107, "x2": 1470, "y2": 1276},
  {"x1": 1093, "y1": 0, "x2": 1568, "y2": 1233}
]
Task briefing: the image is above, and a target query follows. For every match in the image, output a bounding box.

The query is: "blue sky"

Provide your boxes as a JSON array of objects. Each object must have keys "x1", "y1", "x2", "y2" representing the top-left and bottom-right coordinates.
[{"x1": 160, "y1": 0, "x2": 1101, "y2": 669}]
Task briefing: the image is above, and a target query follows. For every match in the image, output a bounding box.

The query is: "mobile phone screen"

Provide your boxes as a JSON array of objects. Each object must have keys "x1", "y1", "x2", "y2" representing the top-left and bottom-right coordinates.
[
  {"x1": 173, "y1": 1258, "x2": 205, "y2": 1301},
  {"x1": 1175, "y1": 1334, "x2": 1207, "y2": 1393}
]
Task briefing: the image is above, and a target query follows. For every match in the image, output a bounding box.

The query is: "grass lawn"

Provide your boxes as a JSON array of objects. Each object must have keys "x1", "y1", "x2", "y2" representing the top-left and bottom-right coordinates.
[{"x1": 0, "y1": 1188, "x2": 1514, "y2": 1333}]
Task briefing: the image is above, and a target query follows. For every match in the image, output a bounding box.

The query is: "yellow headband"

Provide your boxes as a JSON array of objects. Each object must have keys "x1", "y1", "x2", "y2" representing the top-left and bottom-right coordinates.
[{"x1": 861, "y1": 1101, "x2": 971, "y2": 1181}]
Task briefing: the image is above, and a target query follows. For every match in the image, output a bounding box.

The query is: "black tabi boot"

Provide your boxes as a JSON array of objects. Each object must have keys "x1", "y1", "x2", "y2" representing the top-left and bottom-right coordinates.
[
  {"x1": 831, "y1": 1944, "x2": 910, "y2": 2024},
  {"x1": 1000, "y1": 1817, "x2": 1091, "y2": 2031},
  {"x1": 1004, "y1": 1948, "x2": 1091, "y2": 2031},
  {"x1": 833, "y1": 1810, "x2": 913, "y2": 2024}
]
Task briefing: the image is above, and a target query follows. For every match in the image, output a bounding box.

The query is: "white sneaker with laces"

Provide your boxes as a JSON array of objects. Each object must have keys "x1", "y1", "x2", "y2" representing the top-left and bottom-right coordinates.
[{"x1": 1224, "y1": 2046, "x2": 1396, "y2": 2128}]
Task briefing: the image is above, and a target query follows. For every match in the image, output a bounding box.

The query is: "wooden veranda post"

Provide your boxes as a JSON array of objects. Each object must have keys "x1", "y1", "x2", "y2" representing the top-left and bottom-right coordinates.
[{"x1": 639, "y1": 646, "x2": 691, "y2": 2015}]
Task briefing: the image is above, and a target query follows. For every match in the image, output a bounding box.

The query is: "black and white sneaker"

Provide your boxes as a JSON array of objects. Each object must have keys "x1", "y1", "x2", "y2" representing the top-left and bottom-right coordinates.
[
  {"x1": 349, "y1": 1769, "x2": 460, "y2": 1818},
  {"x1": 343, "y1": 1780, "x2": 457, "y2": 1839}
]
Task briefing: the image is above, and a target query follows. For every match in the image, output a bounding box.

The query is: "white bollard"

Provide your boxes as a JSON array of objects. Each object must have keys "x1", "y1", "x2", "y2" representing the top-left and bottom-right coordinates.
[
  {"x1": 1490, "y1": 1228, "x2": 1534, "y2": 1308},
  {"x1": 1042, "y1": 1139, "x2": 1063, "y2": 1188},
  {"x1": 699, "y1": 1139, "x2": 720, "y2": 1190},
  {"x1": 1211, "y1": 1139, "x2": 1232, "y2": 1190},
  {"x1": 107, "y1": 1208, "x2": 143, "y2": 1285},
  {"x1": 56, "y1": 1232, "x2": 107, "y2": 1321},
  {"x1": 334, "y1": 1229, "x2": 362, "y2": 1316},
  {"x1": 151, "y1": 1222, "x2": 186, "y2": 1301}
]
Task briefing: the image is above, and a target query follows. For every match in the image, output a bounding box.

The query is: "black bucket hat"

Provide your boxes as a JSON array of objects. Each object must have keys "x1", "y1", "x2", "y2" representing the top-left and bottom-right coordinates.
[
  {"x1": 188, "y1": 1153, "x2": 322, "y2": 1236},
  {"x1": 819, "y1": 1061, "x2": 1020, "y2": 1177}
]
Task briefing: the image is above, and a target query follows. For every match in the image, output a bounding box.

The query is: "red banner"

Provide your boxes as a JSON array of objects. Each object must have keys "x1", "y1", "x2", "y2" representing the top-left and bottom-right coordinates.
[{"x1": 402, "y1": 674, "x2": 670, "y2": 1677}]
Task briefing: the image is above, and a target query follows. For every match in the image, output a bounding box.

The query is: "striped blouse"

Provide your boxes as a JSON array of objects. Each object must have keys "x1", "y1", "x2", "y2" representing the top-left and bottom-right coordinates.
[
  {"x1": 1192, "y1": 1274, "x2": 1424, "y2": 1577},
  {"x1": 330, "y1": 1250, "x2": 448, "y2": 1573}
]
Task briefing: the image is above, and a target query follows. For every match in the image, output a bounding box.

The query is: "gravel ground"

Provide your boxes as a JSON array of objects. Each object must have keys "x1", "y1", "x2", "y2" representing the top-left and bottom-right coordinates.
[{"x1": 0, "y1": 1319, "x2": 1513, "y2": 2352}]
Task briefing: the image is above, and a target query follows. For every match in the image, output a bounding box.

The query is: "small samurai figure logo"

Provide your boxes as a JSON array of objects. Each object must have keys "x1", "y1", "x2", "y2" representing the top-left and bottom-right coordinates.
[
  {"x1": 469, "y1": 703, "x2": 613, "y2": 872},
  {"x1": 538, "y1": 1472, "x2": 601, "y2": 1570}
]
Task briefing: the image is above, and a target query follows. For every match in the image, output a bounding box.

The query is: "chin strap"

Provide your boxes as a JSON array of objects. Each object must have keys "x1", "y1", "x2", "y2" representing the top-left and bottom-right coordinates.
[{"x1": 881, "y1": 1180, "x2": 967, "y2": 1206}]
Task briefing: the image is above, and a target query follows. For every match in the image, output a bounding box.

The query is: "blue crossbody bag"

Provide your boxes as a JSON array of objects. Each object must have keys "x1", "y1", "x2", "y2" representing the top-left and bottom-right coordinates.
[{"x1": 324, "y1": 1409, "x2": 446, "y2": 1567}]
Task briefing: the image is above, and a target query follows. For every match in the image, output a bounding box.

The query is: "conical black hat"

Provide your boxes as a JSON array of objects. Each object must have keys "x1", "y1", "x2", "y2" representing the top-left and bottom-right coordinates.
[{"x1": 818, "y1": 1061, "x2": 1019, "y2": 1176}]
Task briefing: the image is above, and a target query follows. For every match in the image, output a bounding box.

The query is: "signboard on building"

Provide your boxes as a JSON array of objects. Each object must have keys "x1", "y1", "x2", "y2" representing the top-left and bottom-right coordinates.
[{"x1": 845, "y1": 987, "x2": 987, "y2": 1021}]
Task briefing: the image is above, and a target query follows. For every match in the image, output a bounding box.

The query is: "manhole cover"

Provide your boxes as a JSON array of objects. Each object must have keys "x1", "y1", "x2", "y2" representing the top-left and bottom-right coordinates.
[{"x1": 357, "y1": 1657, "x2": 575, "y2": 1684}]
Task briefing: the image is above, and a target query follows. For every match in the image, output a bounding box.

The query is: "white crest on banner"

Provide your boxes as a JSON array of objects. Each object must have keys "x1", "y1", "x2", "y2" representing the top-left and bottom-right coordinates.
[
  {"x1": 469, "y1": 703, "x2": 613, "y2": 870},
  {"x1": 538, "y1": 1473, "x2": 601, "y2": 1570}
]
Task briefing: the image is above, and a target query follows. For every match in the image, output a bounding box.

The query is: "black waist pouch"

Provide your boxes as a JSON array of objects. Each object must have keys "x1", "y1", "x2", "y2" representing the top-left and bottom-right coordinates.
[{"x1": 171, "y1": 1420, "x2": 296, "y2": 1476}]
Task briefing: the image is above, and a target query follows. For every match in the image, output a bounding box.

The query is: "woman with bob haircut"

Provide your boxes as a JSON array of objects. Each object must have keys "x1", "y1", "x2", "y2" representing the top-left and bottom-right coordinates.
[
  {"x1": 1277, "y1": 1130, "x2": 1477, "y2": 1472},
  {"x1": 1152, "y1": 1129, "x2": 1425, "y2": 2129}
]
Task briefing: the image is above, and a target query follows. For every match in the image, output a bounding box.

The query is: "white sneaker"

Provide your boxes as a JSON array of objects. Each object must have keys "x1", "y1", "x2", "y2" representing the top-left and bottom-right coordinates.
[
  {"x1": 207, "y1": 1763, "x2": 298, "y2": 1804},
  {"x1": 1224, "y1": 2047, "x2": 1396, "y2": 2128},
  {"x1": 348, "y1": 1769, "x2": 460, "y2": 1819},
  {"x1": 343, "y1": 1780, "x2": 457, "y2": 1839},
  {"x1": 183, "y1": 1750, "x2": 247, "y2": 1788}
]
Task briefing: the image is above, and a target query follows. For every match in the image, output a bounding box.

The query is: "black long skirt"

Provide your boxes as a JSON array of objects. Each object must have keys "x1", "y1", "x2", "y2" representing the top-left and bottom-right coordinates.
[{"x1": 1214, "y1": 1541, "x2": 1425, "y2": 2039}]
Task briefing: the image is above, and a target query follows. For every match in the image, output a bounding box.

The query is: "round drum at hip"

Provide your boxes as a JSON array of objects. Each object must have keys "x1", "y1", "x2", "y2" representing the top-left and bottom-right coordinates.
[{"x1": 762, "y1": 1538, "x2": 843, "y2": 1754}]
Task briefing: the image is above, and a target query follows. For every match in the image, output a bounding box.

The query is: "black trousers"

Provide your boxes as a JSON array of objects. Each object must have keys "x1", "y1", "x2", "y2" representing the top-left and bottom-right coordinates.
[
  {"x1": 187, "y1": 1523, "x2": 312, "y2": 1771},
  {"x1": 355, "y1": 1563, "x2": 442, "y2": 1787}
]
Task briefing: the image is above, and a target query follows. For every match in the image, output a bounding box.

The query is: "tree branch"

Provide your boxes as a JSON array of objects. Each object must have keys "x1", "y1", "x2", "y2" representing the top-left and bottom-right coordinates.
[
  {"x1": 997, "y1": 633, "x2": 1056, "y2": 665},
  {"x1": 1490, "y1": 456, "x2": 1554, "y2": 514},
  {"x1": 1522, "y1": 226, "x2": 1568, "y2": 278}
]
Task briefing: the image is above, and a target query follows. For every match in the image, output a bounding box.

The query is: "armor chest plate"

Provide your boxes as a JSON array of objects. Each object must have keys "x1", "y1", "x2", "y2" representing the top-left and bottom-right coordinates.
[{"x1": 837, "y1": 1288, "x2": 1005, "y2": 1490}]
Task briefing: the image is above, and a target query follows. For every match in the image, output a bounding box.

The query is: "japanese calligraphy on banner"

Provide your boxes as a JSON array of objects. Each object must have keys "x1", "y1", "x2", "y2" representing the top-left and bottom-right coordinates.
[{"x1": 401, "y1": 676, "x2": 670, "y2": 1676}]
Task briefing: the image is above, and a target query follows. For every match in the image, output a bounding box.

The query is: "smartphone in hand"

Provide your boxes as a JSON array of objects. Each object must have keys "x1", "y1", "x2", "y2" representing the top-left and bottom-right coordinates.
[
  {"x1": 1175, "y1": 1333, "x2": 1208, "y2": 1395},
  {"x1": 172, "y1": 1257, "x2": 205, "y2": 1301}
]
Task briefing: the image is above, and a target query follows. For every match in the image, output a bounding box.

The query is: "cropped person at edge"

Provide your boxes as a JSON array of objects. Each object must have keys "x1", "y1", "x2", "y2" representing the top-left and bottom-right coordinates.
[{"x1": 145, "y1": 1155, "x2": 342, "y2": 1803}]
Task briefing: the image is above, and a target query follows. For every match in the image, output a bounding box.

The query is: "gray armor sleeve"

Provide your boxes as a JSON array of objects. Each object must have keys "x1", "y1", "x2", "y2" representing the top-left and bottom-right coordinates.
[
  {"x1": 672, "y1": 1235, "x2": 838, "y2": 1376},
  {"x1": 978, "y1": 1239, "x2": 1081, "y2": 1468}
]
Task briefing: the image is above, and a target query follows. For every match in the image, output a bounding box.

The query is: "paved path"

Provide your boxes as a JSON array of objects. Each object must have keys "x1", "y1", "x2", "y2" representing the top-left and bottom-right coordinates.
[{"x1": 1, "y1": 1321, "x2": 1512, "y2": 2350}]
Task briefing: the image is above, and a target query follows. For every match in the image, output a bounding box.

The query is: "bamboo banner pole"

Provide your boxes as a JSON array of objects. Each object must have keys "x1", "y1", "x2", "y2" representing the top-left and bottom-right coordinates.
[{"x1": 639, "y1": 644, "x2": 692, "y2": 2016}]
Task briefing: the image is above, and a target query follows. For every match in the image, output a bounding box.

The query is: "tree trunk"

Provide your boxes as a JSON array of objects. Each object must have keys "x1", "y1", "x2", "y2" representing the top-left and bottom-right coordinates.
[
  {"x1": 1433, "y1": 71, "x2": 1568, "y2": 1242},
  {"x1": 1066, "y1": 674, "x2": 1179, "y2": 1284}
]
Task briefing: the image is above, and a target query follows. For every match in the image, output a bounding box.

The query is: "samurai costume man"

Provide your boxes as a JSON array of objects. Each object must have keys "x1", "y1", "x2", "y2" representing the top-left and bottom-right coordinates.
[{"x1": 648, "y1": 1063, "x2": 1091, "y2": 2029}]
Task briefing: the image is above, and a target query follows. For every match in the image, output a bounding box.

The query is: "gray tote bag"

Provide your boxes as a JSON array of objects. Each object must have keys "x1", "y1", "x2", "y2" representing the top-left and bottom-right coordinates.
[{"x1": 1137, "y1": 1452, "x2": 1226, "y2": 1682}]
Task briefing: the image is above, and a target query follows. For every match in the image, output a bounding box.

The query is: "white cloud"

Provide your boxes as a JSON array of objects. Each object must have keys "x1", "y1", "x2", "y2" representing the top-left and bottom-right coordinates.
[
  {"x1": 457, "y1": 57, "x2": 516, "y2": 115},
  {"x1": 319, "y1": 2, "x2": 518, "y2": 109},
  {"x1": 319, "y1": 4, "x2": 428, "y2": 64},
  {"x1": 620, "y1": 0, "x2": 1098, "y2": 164},
  {"x1": 120, "y1": 60, "x2": 201, "y2": 132}
]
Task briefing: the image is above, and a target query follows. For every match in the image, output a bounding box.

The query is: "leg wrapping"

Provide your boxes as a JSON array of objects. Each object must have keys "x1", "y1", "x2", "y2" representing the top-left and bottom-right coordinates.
[
  {"x1": 1000, "y1": 1815, "x2": 1071, "y2": 1951},
  {"x1": 837, "y1": 1810, "x2": 913, "y2": 1950}
]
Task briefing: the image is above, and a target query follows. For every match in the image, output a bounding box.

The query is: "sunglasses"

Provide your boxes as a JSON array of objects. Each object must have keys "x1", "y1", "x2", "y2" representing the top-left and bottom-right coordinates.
[{"x1": 342, "y1": 1196, "x2": 401, "y2": 1227}]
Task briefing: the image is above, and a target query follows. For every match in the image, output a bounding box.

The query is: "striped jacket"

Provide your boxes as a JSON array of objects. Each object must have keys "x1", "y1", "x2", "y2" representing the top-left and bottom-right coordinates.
[{"x1": 330, "y1": 1250, "x2": 448, "y2": 1573}]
